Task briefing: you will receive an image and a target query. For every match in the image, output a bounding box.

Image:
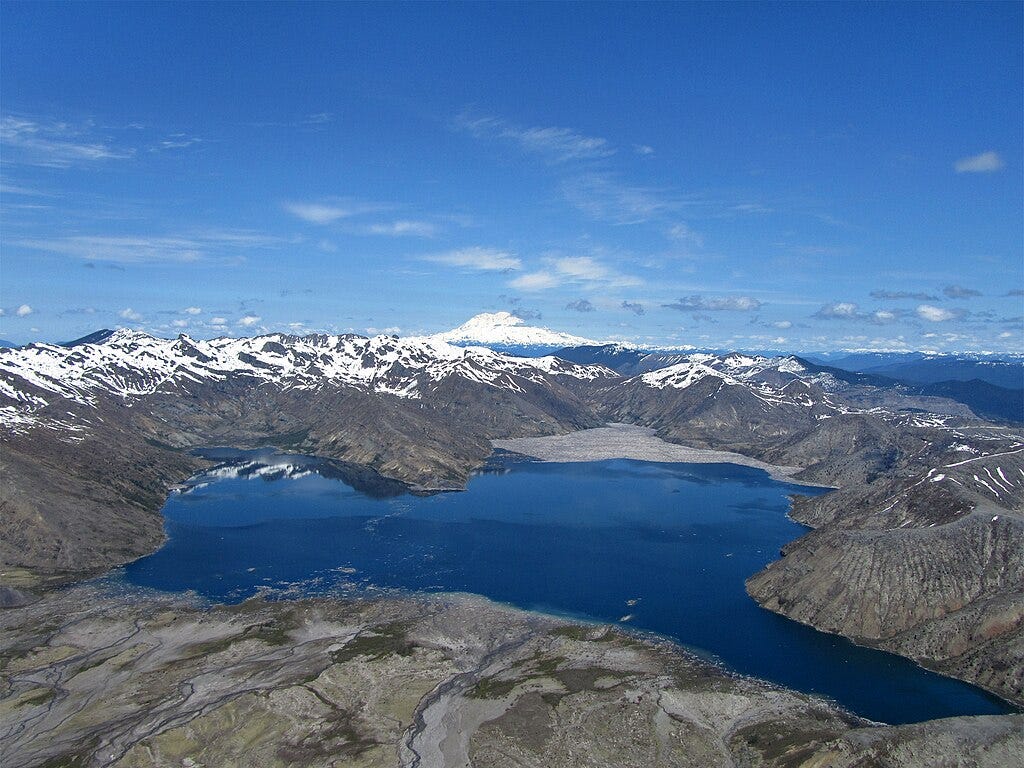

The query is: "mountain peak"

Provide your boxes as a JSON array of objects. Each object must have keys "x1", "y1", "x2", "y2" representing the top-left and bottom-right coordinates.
[
  {"x1": 457, "y1": 312, "x2": 525, "y2": 330},
  {"x1": 429, "y1": 312, "x2": 597, "y2": 349}
]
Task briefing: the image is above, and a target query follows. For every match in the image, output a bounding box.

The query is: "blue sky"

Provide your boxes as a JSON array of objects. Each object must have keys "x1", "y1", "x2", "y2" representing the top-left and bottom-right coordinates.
[{"x1": 1, "y1": 2, "x2": 1021, "y2": 352}]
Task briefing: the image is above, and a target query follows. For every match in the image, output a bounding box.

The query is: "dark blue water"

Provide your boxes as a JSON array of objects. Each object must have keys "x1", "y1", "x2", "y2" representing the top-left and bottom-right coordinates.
[{"x1": 123, "y1": 450, "x2": 1014, "y2": 724}]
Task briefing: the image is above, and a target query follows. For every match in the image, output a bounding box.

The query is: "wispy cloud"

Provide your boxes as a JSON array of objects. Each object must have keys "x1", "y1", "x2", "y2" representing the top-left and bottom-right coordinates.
[
  {"x1": 510, "y1": 271, "x2": 561, "y2": 291},
  {"x1": 0, "y1": 179, "x2": 54, "y2": 197},
  {"x1": 366, "y1": 220, "x2": 438, "y2": 237},
  {"x1": 633, "y1": 144, "x2": 655, "y2": 156},
  {"x1": 424, "y1": 246, "x2": 520, "y2": 272},
  {"x1": 247, "y1": 113, "x2": 334, "y2": 130},
  {"x1": 151, "y1": 133, "x2": 202, "y2": 151},
  {"x1": 283, "y1": 201, "x2": 380, "y2": 224},
  {"x1": 565, "y1": 298, "x2": 596, "y2": 312},
  {"x1": 562, "y1": 173, "x2": 685, "y2": 224},
  {"x1": 119, "y1": 307, "x2": 142, "y2": 321},
  {"x1": 870, "y1": 289, "x2": 938, "y2": 301},
  {"x1": 954, "y1": 151, "x2": 1004, "y2": 173},
  {"x1": 454, "y1": 112, "x2": 614, "y2": 163},
  {"x1": 16, "y1": 229, "x2": 281, "y2": 264},
  {"x1": 665, "y1": 295, "x2": 762, "y2": 312},
  {"x1": 511, "y1": 255, "x2": 641, "y2": 292},
  {"x1": 237, "y1": 315, "x2": 261, "y2": 327},
  {"x1": 943, "y1": 284, "x2": 982, "y2": 299},
  {"x1": 1, "y1": 117, "x2": 134, "y2": 167},
  {"x1": 666, "y1": 222, "x2": 703, "y2": 247}
]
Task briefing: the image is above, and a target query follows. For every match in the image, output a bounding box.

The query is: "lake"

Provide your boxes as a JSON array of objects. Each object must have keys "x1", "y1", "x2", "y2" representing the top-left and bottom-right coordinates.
[{"x1": 122, "y1": 448, "x2": 1014, "y2": 724}]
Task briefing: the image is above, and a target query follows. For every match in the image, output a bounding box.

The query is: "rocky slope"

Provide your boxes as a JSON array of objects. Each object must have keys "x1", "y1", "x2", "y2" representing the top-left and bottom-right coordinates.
[{"x1": 2, "y1": 585, "x2": 1020, "y2": 768}]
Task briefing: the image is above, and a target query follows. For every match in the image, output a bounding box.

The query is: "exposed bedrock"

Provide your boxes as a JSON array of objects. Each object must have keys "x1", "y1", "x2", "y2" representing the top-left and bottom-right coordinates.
[{"x1": 746, "y1": 512, "x2": 1024, "y2": 705}]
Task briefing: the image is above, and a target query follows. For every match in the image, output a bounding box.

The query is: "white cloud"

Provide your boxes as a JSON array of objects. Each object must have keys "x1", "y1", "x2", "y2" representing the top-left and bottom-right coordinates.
[
  {"x1": 510, "y1": 256, "x2": 641, "y2": 292},
  {"x1": 872, "y1": 310, "x2": 897, "y2": 323},
  {"x1": 366, "y1": 220, "x2": 437, "y2": 237},
  {"x1": 238, "y1": 315, "x2": 261, "y2": 327},
  {"x1": 210, "y1": 316, "x2": 227, "y2": 325},
  {"x1": 814, "y1": 302, "x2": 860, "y2": 319},
  {"x1": 171, "y1": 319, "x2": 189, "y2": 328},
  {"x1": 15, "y1": 304, "x2": 33, "y2": 317},
  {"x1": 0, "y1": 116, "x2": 134, "y2": 167},
  {"x1": 633, "y1": 144, "x2": 655, "y2": 156},
  {"x1": 425, "y1": 246, "x2": 521, "y2": 272},
  {"x1": 119, "y1": 308, "x2": 142, "y2": 321},
  {"x1": 183, "y1": 306, "x2": 202, "y2": 315},
  {"x1": 283, "y1": 202, "x2": 356, "y2": 224},
  {"x1": 19, "y1": 236, "x2": 200, "y2": 263},
  {"x1": 454, "y1": 112, "x2": 614, "y2": 163},
  {"x1": 666, "y1": 295, "x2": 762, "y2": 312},
  {"x1": 562, "y1": 173, "x2": 684, "y2": 224},
  {"x1": 17, "y1": 230, "x2": 280, "y2": 265},
  {"x1": 917, "y1": 304, "x2": 956, "y2": 322},
  {"x1": 666, "y1": 223, "x2": 703, "y2": 247},
  {"x1": 551, "y1": 256, "x2": 641, "y2": 288},
  {"x1": 772, "y1": 320, "x2": 793, "y2": 329},
  {"x1": 954, "y1": 151, "x2": 1004, "y2": 173},
  {"x1": 510, "y1": 271, "x2": 561, "y2": 291},
  {"x1": 153, "y1": 134, "x2": 201, "y2": 151}
]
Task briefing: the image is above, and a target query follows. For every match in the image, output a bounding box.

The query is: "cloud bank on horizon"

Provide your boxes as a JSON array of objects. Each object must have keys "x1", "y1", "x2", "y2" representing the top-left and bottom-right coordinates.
[{"x1": 0, "y1": 3, "x2": 1021, "y2": 353}]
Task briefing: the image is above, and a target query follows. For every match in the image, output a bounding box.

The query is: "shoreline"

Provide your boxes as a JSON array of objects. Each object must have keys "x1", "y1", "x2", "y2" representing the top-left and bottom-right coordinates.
[{"x1": 493, "y1": 423, "x2": 830, "y2": 488}]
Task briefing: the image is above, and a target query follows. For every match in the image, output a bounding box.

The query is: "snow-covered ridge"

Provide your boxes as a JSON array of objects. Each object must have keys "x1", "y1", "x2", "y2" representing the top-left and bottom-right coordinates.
[
  {"x1": 636, "y1": 353, "x2": 834, "y2": 408},
  {"x1": 639, "y1": 353, "x2": 813, "y2": 388},
  {"x1": 0, "y1": 328, "x2": 615, "y2": 434},
  {"x1": 427, "y1": 311, "x2": 598, "y2": 348}
]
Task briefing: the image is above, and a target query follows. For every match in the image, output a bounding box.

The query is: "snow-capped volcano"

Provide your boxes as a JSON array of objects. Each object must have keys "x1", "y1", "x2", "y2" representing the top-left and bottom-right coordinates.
[{"x1": 427, "y1": 312, "x2": 598, "y2": 349}]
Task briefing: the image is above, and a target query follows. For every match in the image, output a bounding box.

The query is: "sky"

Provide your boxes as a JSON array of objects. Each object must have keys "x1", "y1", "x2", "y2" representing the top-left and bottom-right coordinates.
[{"x1": 1, "y1": 2, "x2": 1022, "y2": 353}]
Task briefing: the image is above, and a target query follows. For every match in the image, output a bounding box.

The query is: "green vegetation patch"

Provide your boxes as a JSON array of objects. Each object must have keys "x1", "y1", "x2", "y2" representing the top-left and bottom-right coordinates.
[
  {"x1": 548, "y1": 624, "x2": 616, "y2": 642},
  {"x1": 329, "y1": 622, "x2": 415, "y2": 664},
  {"x1": 554, "y1": 666, "x2": 628, "y2": 694},
  {"x1": 184, "y1": 614, "x2": 300, "y2": 658},
  {"x1": 468, "y1": 654, "x2": 568, "y2": 699},
  {"x1": 277, "y1": 704, "x2": 380, "y2": 761},
  {"x1": 730, "y1": 718, "x2": 843, "y2": 768},
  {"x1": 14, "y1": 686, "x2": 55, "y2": 708},
  {"x1": 37, "y1": 739, "x2": 99, "y2": 768}
]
